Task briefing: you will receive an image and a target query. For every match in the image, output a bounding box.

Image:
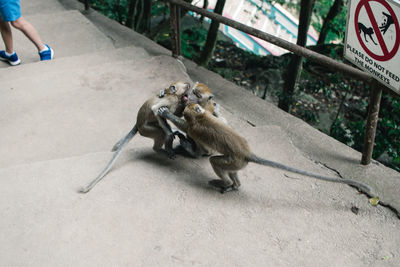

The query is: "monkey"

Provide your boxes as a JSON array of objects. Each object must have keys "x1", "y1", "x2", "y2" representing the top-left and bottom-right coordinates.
[
  {"x1": 358, "y1": 22, "x2": 378, "y2": 45},
  {"x1": 157, "y1": 82, "x2": 227, "y2": 157},
  {"x1": 79, "y1": 81, "x2": 190, "y2": 193},
  {"x1": 183, "y1": 103, "x2": 372, "y2": 194}
]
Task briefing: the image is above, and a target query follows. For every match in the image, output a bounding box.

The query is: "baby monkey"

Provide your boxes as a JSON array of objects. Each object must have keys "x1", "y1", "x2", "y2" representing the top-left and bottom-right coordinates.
[
  {"x1": 183, "y1": 103, "x2": 372, "y2": 194},
  {"x1": 80, "y1": 81, "x2": 190, "y2": 193}
]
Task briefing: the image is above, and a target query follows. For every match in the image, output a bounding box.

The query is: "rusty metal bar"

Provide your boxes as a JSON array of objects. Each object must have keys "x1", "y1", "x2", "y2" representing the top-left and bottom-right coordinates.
[
  {"x1": 84, "y1": 0, "x2": 90, "y2": 10},
  {"x1": 169, "y1": 3, "x2": 181, "y2": 58},
  {"x1": 167, "y1": 0, "x2": 374, "y2": 84},
  {"x1": 361, "y1": 81, "x2": 383, "y2": 165}
]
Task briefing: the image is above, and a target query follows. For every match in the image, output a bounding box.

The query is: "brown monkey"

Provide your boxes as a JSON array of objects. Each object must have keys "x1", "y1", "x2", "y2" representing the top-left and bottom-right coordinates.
[
  {"x1": 158, "y1": 82, "x2": 226, "y2": 157},
  {"x1": 183, "y1": 103, "x2": 372, "y2": 194},
  {"x1": 79, "y1": 81, "x2": 190, "y2": 193}
]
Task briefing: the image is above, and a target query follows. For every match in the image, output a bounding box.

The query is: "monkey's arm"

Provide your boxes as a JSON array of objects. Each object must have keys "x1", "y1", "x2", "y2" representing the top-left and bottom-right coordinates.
[{"x1": 158, "y1": 106, "x2": 188, "y2": 132}]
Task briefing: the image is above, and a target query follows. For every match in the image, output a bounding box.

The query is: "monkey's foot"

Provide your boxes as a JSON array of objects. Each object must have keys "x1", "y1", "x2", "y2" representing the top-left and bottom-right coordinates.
[
  {"x1": 166, "y1": 149, "x2": 177, "y2": 159},
  {"x1": 153, "y1": 148, "x2": 176, "y2": 159},
  {"x1": 173, "y1": 145, "x2": 196, "y2": 158},
  {"x1": 209, "y1": 180, "x2": 238, "y2": 194}
]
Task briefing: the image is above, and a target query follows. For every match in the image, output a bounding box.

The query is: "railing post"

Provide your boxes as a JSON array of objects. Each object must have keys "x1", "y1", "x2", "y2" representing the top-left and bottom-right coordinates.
[
  {"x1": 361, "y1": 80, "x2": 383, "y2": 165},
  {"x1": 169, "y1": 3, "x2": 181, "y2": 58},
  {"x1": 84, "y1": 0, "x2": 90, "y2": 11}
]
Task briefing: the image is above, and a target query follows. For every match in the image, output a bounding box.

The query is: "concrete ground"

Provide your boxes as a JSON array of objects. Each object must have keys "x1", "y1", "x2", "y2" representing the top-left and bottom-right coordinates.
[{"x1": 0, "y1": 0, "x2": 399, "y2": 266}]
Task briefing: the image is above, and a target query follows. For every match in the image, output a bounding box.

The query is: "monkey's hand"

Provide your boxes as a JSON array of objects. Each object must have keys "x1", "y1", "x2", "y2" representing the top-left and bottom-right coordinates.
[
  {"x1": 157, "y1": 106, "x2": 172, "y2": 119},
  {"x1": 173, "y1": 130, "x2": 186, "y2": 139}
]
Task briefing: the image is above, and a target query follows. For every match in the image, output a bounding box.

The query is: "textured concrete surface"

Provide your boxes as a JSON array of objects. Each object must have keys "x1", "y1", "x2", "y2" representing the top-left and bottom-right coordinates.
[
  {"x1": 0, "y1": 0, "x2": 399, "y2": 266},
  {"x1": 0, "y1": 10, "x2": 114, "y2": 68},
  {"x1": 1, "y1": 127, "x2": 399, "y2": 266}
]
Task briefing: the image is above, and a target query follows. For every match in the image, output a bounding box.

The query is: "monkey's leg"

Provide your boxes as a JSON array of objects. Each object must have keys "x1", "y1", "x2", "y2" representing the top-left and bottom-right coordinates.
[
  {"x1": 209, "y1": 155, "x2": 238, "y2": 193},
  {"x1": 364, "y1": 33, "x2": 368, "y2": 42},
  {"x1": 173, "y1": 132, "x2": 198, "y2": 158},
  {"x1": 139, "y1": 122, "x2": 175, "y2": 159},
  {"x1": 370, "y1": 35, "x2": 377, "y2": 45},
  {"x1": 156, "y1": 116, "x2": 176, "y2": 158},
  {"x1": 229, "y1": 172, "x2": 241, "y2": 188}
]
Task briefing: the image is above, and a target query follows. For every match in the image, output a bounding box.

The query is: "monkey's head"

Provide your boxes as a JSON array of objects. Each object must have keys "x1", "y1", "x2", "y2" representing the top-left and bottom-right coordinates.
[
  {"x1": 187, "y1": 83, "x2": 214, "y2": 106},
  {"x1": 164, "y1": 81, "x2": 191, "y2": 98},
  {"x1": 183, "y1": 103, "x2": 205, "y2": 123}
]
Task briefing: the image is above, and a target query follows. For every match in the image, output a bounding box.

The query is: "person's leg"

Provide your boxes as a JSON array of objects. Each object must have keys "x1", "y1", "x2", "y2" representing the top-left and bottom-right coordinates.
[
  {"x1": 10, "y1": 16, "x2": 46, "y2": 51},
  {"x1": 0, "y1": 18, "x2": 13, "y2": 53}
]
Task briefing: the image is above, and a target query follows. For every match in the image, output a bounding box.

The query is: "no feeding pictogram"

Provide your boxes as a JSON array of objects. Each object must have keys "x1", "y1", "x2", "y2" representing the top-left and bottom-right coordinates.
[{"x1": 355, "y1": 0, "x2": 400, "y2": 61}]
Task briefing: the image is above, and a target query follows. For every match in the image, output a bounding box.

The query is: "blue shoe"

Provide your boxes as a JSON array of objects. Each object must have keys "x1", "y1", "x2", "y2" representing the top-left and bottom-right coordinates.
[
  {"x1": 39, "y1": 44, "x2": 54, "y2": 61},
  {"x1": 0, "y1": 50, "x2": 21, "y2": 66}
]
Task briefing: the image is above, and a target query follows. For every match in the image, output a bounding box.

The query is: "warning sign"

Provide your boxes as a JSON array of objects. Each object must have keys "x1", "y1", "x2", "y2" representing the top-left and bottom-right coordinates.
[{"x1": 344, "y1": 0, "x2": 400, "y2": 94}]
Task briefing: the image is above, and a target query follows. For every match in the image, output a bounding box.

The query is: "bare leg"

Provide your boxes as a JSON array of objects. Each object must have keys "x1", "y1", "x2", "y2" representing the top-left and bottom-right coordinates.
[
  {"x1": 0, "y1": 19, "x2": 13, "y2": 53},
  {"x1": 10, "y1": 17, "x2": 45, "y2": 51}
]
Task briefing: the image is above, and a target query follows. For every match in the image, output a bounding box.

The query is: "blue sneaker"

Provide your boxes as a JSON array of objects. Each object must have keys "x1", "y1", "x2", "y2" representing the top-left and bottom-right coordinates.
[
  {"x1": 39, "y1": 44, "x2": 54, "y2": 61},
  {"x1": 0, "y1": 50, "x2": 21, "y2": 66}
]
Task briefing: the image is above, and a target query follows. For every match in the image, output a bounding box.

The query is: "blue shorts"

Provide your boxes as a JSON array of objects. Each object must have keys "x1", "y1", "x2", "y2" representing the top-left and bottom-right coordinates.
[{"x1": 0, "y1": 0, "x2": 21, "y2": 22}]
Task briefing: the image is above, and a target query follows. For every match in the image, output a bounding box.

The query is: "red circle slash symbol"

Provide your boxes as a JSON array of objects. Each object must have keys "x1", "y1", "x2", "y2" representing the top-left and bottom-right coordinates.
[{"x1": 354, "y1": 0, "x2": 400, "y2": 61}]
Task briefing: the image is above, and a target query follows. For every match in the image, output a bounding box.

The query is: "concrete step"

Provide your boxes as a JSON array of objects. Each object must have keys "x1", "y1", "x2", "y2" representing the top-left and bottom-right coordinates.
[
  {"x1": 0, "y1": 10, "x2": 114, "y2": 68},
  {"x1": 0, "y1": 125, "x2": 398, "y2": 266},
  {"x1": 21, "y1": 0, "x2": 66, "y2": 15},
  {"x1": 1, "y1": 46, "x2": 150, "y2": 81},
  {"x1": 58, "y1": 0, "x2": 172, "y2": 57},
  {"x1": 0, "y1": 54, "x2": 190, "y2": 168}
]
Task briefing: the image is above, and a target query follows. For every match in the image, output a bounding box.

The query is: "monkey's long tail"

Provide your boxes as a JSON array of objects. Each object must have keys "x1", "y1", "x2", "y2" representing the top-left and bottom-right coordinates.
[
  {"x1": 248, "y1": 154, "x2": 372, "y2": 194},
  {"x1": 79, "y1": 126, "x2": 139, "y2": 193}
]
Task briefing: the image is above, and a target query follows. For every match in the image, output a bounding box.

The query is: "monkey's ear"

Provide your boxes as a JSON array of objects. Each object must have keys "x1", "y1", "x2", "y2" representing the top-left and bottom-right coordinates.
[
  {"x1": 184, "y1": 82, "x2": 191, "y2": 90},
  {"x1": 208, "y1": 94, "x2": 214, "y2": 100},
  {"x1": 192, "y1": 81, "x2": 199, "y2": 90},
  {"x1": 169, "y1": 85, "x2": 176, "y2": 93}
]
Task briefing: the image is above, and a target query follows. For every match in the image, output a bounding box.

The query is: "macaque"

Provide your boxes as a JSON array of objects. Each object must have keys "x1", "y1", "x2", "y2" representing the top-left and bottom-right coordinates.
[
  {"x1": 158, "y1": 82, "x2": 226, "y2": 157},
  {"x1": 183, "y1": 103, "x2": 372, "y2": 194},
  {"x1": 79, "y1": 81, "x2": 190, "y2": 193}
]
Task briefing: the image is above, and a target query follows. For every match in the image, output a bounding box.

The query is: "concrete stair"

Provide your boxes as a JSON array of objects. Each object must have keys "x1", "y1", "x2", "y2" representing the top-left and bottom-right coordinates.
[
  {"x1": 1, "y1": 0, "x2": 399, "y2": 265},
  {"x1": 0, "y1": 10, "x2": 115, "y2": 68}
]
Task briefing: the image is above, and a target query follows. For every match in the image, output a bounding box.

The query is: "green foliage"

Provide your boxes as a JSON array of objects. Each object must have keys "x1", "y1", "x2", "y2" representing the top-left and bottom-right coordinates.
[
  {"x1": 152, "y1": 1, "x2": 169, "y2": 17},
  {"x1": 376, "y1": 95, "x2": 400, "y2": 171},
  {"x1": 331, "y1": 117, "x2": 364, "y2": 151},
  {"x1": 89, "y1": 0, "x2": 168, "y2": 26},
  {"x1": 90, "y1": 0, "x2": 129, "y2": 22},
  {"x1": 313, "y1": 0, "x2": 348, "y2": 43},
  {"x1": 330, "y1": 93, "x2": 400, "y2": 172},
  {"x1": 181, "y1": 26, "x2": 208, "y2": 59}
]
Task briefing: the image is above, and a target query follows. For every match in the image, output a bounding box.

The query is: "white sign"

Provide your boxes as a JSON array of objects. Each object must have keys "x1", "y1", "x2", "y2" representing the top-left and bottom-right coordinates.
[{"x1": 344, "y1": 0, "x2": 400, "y2": 94}]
